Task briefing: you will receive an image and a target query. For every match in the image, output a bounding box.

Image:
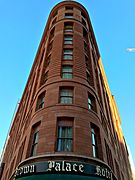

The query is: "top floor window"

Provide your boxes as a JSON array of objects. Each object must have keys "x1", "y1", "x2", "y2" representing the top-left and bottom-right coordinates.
[
  {"x1": 65, "y1": 6, "x2": 73, "y2": 10},
  {"x1": 64, "y1": 22, "x2": 73, "y2": 32},
  {"x1": 65, "y1": 13, "x2": 73, "y2": 19}
]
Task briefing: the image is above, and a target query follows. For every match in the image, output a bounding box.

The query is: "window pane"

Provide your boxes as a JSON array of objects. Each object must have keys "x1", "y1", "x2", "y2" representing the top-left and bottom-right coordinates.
[
  {"x1": 37, "y1": 93, "x2": 45, "y2": 110},
  {"x1": 57, "y1": 127, "x2": 72, "y2": 151},
  {"x1": 63, "y1": 55, "x2": 73, "y2": 60},
  {"x1": 60, "y1": 97, "x2": 73, "y2": 104},
  {"x1": 62, "y1": 66, "x2": 73, "y2": 79},
  {"x1": 64, "y1": 37, "x2": 73, "y2": 41},
  {"x1": 60, "y1": 89, "x2": 72, "y2": 96},
  {"x1": 62, "y1": 73, "x2": 72, "y2": 79},
  {"x1": 34, "y1": 132, "x2": 39, "y2": 144},
  {"x1": 31, "y1": 144, "x2": 38, "y2": 156},
  {"x1": 60, "y1": 89, "x2": 73, "y2": 104},
  {"x1": 31, "y1": 131, "x2": 39, "y2": 156},
  {"x1": 91, "y1": 133, "x2": 96, "y2": 145},
  {"x1": 58, "y1": 127, "x2": 72, "y2": 138},
  {"x1": 64, "y1": 36, "x2": 73, "y2": 45},
  {"x1": 91, "y1": 126, "x2": 98, "y2": 158},
  {"x1": 57, "y1": 139, "x2": 72, "y2": 151},
  {"x1": 64, "y1": 49, "x2": 73, "y2": 55},
  {"x1": 62, "y1": 66, "x2": 72, "y2": 73},
  {"x1": 92, "y1": 146, "x2": 97, "y2": 158}
]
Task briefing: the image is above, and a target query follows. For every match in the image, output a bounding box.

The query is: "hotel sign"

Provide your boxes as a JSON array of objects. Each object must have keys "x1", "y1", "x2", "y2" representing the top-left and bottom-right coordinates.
[{"x1": 14, "y1": 160, "x2": 115, "y2": 180}]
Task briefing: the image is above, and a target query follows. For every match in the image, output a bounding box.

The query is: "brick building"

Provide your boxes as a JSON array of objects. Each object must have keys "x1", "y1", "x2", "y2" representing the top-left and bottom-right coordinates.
[{"x1": 0, "y1": 1, "x2": 133, "y2": 180}]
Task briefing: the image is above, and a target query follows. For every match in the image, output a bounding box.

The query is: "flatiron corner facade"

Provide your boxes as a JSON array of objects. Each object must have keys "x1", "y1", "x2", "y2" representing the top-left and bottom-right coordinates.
[{"x1": 0, "y1": 1, "x2": 133, "y2": 180}]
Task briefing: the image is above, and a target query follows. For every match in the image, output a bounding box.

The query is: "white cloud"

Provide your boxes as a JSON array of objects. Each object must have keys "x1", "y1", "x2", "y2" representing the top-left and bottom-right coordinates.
[{"x1": 126, "y1": 48, "x2": 135, "y2": 52}]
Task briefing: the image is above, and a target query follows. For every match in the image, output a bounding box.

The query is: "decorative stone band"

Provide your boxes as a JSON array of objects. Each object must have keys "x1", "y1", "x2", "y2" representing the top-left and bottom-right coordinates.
[{"x1": 12, "y1": 161, "x2": 117, "y2": 180}]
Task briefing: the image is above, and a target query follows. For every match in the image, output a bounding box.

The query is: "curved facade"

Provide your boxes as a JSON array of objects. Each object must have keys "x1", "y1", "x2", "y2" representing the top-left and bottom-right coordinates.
[{"x1": 0, "y1": 1, "x2": 133, "y2": 180}]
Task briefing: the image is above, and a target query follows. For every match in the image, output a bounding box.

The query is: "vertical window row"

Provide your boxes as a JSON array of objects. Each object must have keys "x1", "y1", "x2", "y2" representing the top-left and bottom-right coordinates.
[
  {"x1": 62, "y1": 22, "x2": 74, "y2": 79},
  {"x1": 40, "y1": 27, "x2": 55, "y2": 87},
  {"x1": 83, "y1": 28, "x2": 91, "y2": 84}
]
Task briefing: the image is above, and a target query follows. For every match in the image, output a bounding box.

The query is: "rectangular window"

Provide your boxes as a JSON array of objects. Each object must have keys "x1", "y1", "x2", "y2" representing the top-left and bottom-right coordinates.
[
  {"x1": 88, "y1": 95, "x2": 93, "y2": 110},
  {"x1": 65, "y1": 13, "x2": 73, "y2": 18},
  {"x1": 64, "y1": 22, "x2": 73, "y2": 32},
  {"x1": 60, "y1": 88, "x2": 73, "y2": 104},
  {"x1": 36, "y1": 92, "x2": 45, "y2": 110},
  {"x1": 57, "y1": 120, "x2": 73, "y2": 152},
  {"x1": 62, "y1": 66, "x2": 73, "y2": 79},
  {"x1": 64, "y1": 35, "x2": 73, "y2": 45},
  {"x1": 91, "y1": 126, "x2": 98, "y2": 158},
  {"x1": 31, "y1": 131, "x2": 39, "y2": 156},
  {"x1": 63, "y1": 49, "x2": 73, "y2": 60}
]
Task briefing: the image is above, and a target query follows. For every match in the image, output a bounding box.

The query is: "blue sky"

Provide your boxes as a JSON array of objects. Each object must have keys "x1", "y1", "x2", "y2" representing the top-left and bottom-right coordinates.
[{"x1": 0, "y1": 0, "x2": 135, "y2": 168}]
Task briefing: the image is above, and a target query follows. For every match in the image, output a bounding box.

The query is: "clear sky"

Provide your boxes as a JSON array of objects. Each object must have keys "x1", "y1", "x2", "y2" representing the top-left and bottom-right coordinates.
[{"x1": 0, "y1": 0, "x2": 135, "y2": 168}]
